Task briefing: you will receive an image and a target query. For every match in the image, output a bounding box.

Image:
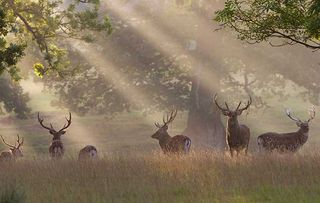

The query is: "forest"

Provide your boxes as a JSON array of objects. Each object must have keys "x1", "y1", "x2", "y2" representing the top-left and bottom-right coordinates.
[{"x1": 0, "y1": 0, "x2": 320, "y2": 202}]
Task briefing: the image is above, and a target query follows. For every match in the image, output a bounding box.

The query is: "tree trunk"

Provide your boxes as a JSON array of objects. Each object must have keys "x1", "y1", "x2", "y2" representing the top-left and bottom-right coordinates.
[{"x1": 183, "y1": 74, "x2": 226, "y2": 150}]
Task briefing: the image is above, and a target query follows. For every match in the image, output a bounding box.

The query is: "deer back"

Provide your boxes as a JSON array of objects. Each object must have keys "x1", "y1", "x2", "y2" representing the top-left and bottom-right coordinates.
[
  {"x1": 0, "y1": 151, "x2": 13, "y2": 161},
  {"x1": 78, "y1": 145, "x2": 98, "y2": 161},
  {"x1": 49, "y1": 140, "x2": 64, "y2": 159},
  {"x1": 257, "y1": 107, "x2": 315, "y2": 152},
  {"x1": 258, "y1": 131, "x2": 308, "y2": 152},
  {"x1": 164, "y1": 135, "x2": 191, "y2": 154}
]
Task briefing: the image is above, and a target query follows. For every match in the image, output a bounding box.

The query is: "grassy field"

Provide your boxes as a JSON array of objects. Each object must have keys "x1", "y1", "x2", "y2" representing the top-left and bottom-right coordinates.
[
  {"x1": 1, "y1": 152, "x2": 320, "y2": 202},
  {"x1": 0, "y1": 81, "x2": 320, "y2": 202}
]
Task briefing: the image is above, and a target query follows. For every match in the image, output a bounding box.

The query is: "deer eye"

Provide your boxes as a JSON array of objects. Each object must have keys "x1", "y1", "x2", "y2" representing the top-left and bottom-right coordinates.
[{"x1": 61, "y1": 131, "x2": 66, "y2": 135}]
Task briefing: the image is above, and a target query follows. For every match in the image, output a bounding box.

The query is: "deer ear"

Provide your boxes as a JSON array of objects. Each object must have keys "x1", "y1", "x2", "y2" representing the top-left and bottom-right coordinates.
[
  {"x1": 296, "y1": 122, "x2": 301, "y2": 127},
  {"x1": 163, "y1": 125, "x2": 168, "y2": 131},
  {"x1": 61, "y1": 131, "x2": 66, "y2": 135},
  {"x1": 222, "y1": 111, "x2": 229, "y2": 116}
]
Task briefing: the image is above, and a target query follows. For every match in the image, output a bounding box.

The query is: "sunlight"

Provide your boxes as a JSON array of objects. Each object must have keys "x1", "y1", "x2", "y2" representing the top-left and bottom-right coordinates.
[
  {"x1": 103, "y1": 0, "x2": 221, "y2": 91},
  {"x1": 69, "y1": 40, "x2": 160, "y2": 124}
]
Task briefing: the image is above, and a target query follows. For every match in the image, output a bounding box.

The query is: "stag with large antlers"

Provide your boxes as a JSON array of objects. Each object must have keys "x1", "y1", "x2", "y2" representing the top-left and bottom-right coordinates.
[
  {"x1": 38, "y1": 112, "x2": 72, "y2": 159},
  {"x1": 214, "y1": 94, "x2": 252, "y2": 156},
  {"x1": 257, "y1": 108, "x2": 315, "y2": 153},
  {"x1": 0, "y1": 134, "x2": 24, "y2": 162},
  {"x1": 151, "y1": 110, "x2": 191, "y2": 154}
]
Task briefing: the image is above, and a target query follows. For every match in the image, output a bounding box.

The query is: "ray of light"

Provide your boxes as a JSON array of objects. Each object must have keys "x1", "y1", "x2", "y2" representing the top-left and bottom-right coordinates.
[
  {"x1": 69, "y1": 40, "x2": 161, "y2": 124},
  {"x1": 103, "y1": 0, "x2": 221, "y2": 92}
]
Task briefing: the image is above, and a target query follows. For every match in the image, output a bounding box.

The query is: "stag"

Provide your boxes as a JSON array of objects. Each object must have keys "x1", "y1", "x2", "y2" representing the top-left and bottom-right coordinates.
[
  {"x1": 0, "y1": 134, "x2": 24, "y2": 161},
  {"x1": 214, "y1": 94, "x2": 252, "y2": 156},
  {"x1": 78, "y1": 145, "x2": 98, "y2": 161},
  {"x1": 151, "y1": 110, "x2": 191, "y2": 154},
  {"x1": 257, "y1": 108, "x2": 315, "y2": 153},
  {"x1": 38, "y1": 112, "x2": 72, "y2": 159}
]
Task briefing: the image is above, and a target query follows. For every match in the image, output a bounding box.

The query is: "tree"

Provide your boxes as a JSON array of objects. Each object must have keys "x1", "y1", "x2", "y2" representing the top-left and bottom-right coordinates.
[
  {"x1": 215, "y1": 0, "x2": 320, "y2": 50},
  {"x1": 1, "y1": 0, "x2": 112, "y2": 79},
  {"x1": 0, "y1": 0, "x2": 111, "y2": 118}
]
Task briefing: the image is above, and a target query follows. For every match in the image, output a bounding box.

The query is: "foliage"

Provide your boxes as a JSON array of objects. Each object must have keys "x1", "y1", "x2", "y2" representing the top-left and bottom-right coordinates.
[
  {"x1": 215, "y1": 0, "x2": 320, "y2": 50},
  {"x1": 0, "y1": 8, "x2": 25, "y2": 81},
  {"x1": 0, "y1": 76, "x2": 31, "y2": 119},
  {"x1": 0, "y1": 0, "x2": 112, "y2": 79}
]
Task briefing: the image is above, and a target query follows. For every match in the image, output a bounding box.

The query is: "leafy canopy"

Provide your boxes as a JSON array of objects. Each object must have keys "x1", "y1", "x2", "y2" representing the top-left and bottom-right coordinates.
[
  {"x1": 215, "y1": 0, "x2": 320, "y2": 50},
  {"x1": 0, "y1": 0, "x2": 112, "y2": 79}
]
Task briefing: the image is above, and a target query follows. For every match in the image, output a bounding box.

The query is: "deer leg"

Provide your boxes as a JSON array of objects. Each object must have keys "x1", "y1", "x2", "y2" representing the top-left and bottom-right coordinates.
[{"x1": 230, "y1": 149, "x2": 234, "y2": 157}]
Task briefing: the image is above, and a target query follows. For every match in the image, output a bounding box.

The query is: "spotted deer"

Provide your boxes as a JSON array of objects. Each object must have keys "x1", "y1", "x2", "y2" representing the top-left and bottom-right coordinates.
[
  {"x1": 0, "y1": 134, "x2": 24, "y2": 161},
  {"x1": 214, "y1": 94, "x2": 252, "y2": 156},
  {"x1": 151, "y1": 110, "x2": 191, "y2": 154},
  {"x1": 257, "y1": 108, "x2": 315, "y2": 153},
  {"x1": 78, "y1": 145, "x2": 98, "y2": 161},
  {"x1": 38, "y1": 112, "x2": 71, "y2": 159}
]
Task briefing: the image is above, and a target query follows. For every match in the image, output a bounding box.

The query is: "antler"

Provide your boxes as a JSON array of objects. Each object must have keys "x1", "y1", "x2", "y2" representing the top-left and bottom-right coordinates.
[
  {"x1": 163, "y1": 109, "x2": 177, "y2": 126},
  {"x1": 308, "y1": 106, "x2": 316, "y2": 122},
  {"x1": 16, "y1": 134, "x2": 24, "y2": 149},
  {"x1": 285, "y1": 108, "x2": 302, "y2": 123},
  {"x1": 0, "y1": 135, "x2": 16, "y2": 149},
  {"x1": 214, "y1": 94, "x2": 230, "y2": 112},
  {"x1": 38, "y1": 113, "x2": 56, "y2": 131},
  {"x1": 59, "y1": 112, "x2": 72, "y2": 132},
  {"x1": 236, "y1": 95, "x2": 252, "y2": 112}
]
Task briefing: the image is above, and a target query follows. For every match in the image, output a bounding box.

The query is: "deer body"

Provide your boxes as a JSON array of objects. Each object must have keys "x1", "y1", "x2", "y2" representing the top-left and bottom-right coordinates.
[
  {"x1": 38, "y1": 112, "x2": 71, "y2": 159},
  {"x1": 49, "y1": 140, "x2": 64, "y2": 159},
  {"x1": 257, "y1": 108, "x2": 314, "y2": 153},
  {"x1": 226, "y1": 122, "x2": 250, "y2": 156},
  {"x1": 214, "y1": 94, "x2": 252, "y2": 156},
  {"x1": 78, "y1": 145, "x2": 98, "y2": 161},
  {"x1": 152, "y1": 110, "x2": 191, "y2": 154},
  {"x1": 0, "y1": 135, "x2": 24, "y2": 162}
]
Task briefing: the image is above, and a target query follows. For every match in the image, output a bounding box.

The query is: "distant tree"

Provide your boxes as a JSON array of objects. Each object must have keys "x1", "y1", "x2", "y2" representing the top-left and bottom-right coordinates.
[{"x1": 215, "y1": 0, "x2": 320, "y2": 50}]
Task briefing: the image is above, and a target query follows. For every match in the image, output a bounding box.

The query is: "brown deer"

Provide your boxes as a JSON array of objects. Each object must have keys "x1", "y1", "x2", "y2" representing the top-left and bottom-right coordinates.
[
  {"x1": 214, "y1": 94, "x2": 252, "y2": 156},
  {"x1": 151, "y1": 110, "x2": 191, "y2": 154},
  {"x1": 0, "y1": 134, "x2": 24, "y2": 161},
  {"x1": 78, "y1": 145, "x2": 98, "y2": 161},
  {"x1": 38, "y1": 112, "x2": 72, "y2": 159},
  {"x1": 257, "y1": 108, "x2": 315, "y2": 153}
]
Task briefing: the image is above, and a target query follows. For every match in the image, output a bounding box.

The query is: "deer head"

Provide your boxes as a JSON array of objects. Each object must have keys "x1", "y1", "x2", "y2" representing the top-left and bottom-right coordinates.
[
  {"x1": 0, "y1": 134, "x2": 24, "y2": 157},
  {"x1": 214, "y1": 94, "x2": 252, "y2": 125},
  {"x1": 151, "y1": 110, "x2": 177, "y2": 140},
  {"x1": 38, "y1": 112, "x2": 72, "y2": 141},
  {"x1": 285, "y1": 107, "x2": 315, "y2": 132}
]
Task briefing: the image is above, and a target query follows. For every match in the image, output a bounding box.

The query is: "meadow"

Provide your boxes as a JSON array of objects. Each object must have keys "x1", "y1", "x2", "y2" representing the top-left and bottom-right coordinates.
[
  {"x1": 1, "y1": 152, "x2": 320, "y2": 202},
  {"x1": 1, "y1": 86, "x2": 320, "y2": 202}
]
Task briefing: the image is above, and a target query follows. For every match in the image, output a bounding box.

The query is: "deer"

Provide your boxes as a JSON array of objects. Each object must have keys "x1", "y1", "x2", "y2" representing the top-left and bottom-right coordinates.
[
  {"x1": 151, "y1": 110, "x2": 191, "y2": 154},
  {"x1": 257, "y1": 107, "x2": 315, "y2": 153},
  {"x1": 214, "y1": 94, "x2": 252, "y2": 156},
  {"x1": 78, "y1": 145, "x2": 98, "y2": 161},
  {"x1": 0, "y1": 134, "x2": 24, "y2": 162},
  {"x1": 38, "y1": 112, "x2": 72, "y2": 159}
]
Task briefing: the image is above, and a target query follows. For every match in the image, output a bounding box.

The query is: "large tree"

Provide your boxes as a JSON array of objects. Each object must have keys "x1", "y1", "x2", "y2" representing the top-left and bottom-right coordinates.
[
  {"x1": 41, "y1": 0, "x2": 292, "y2": 149},
  {"x1": 215, "y1": 0, "x2": 320, "y2": 50},
  {"x1": 0, "y1": 0, "x2": 111, "y2": 117}
]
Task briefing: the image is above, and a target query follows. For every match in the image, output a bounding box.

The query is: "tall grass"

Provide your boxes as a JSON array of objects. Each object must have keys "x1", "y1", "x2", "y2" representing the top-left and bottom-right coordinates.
[{"x1": 1, "y1": 151, "x2": 320, "y2": 202}]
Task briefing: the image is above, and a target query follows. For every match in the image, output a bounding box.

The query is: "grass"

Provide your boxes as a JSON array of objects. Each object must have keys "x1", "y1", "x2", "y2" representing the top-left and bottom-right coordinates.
[
  {"x1": 1, "y1": 152, "x2": 320, "y2": 202},
  {"x1": 1, "y1": 84, "x2": 319, "y2": 202}
]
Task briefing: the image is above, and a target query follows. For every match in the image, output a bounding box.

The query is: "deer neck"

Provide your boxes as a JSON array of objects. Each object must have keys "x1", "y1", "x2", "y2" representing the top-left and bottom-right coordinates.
[
  {"x1": 297, "y1": 128, "x2": 309, "y2": 140},
  {"x1": 159, "y1": 133, "x2": 172, "y2": 149},
  {"x1": 226, "y1": 118, "x2": 240, "y2": 136}
]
